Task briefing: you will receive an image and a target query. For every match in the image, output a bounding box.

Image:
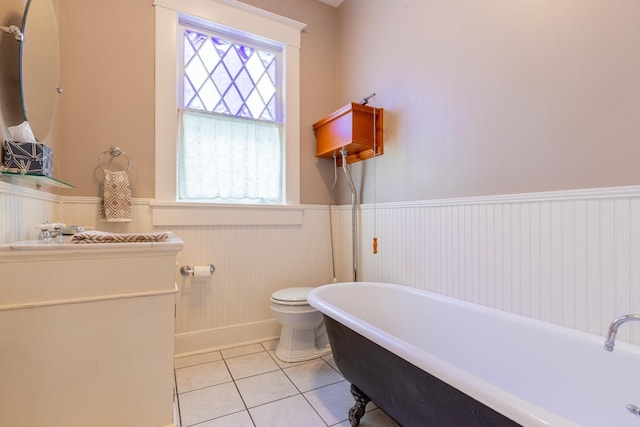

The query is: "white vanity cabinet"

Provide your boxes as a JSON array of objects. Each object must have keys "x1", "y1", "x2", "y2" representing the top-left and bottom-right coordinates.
[{"x1": 0, "y1": 236, "x2": 183, "y2": 427}]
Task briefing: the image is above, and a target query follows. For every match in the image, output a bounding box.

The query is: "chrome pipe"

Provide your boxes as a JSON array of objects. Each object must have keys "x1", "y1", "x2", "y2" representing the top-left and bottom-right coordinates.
[
  {"x1": 341, "y1": 150, "x2": 358, "y2": 282},
  {"x1": 328, "y1": 154, "x2": 338, "y2": 281}
]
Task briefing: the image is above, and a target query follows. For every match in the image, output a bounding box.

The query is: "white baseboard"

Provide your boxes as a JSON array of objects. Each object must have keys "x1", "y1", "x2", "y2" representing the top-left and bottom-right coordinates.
[{"x1": 174, "y1": 319, "x2": 280, "y2": 356}]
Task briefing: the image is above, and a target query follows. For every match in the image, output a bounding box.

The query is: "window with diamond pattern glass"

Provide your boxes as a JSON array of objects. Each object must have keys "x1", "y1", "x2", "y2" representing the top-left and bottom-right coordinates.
[
  {"x1": 178, "y1": 24, "x2": 284, "y2": 204},
  {"x1": 183, "y1": 29, "x2": 279, "y2": 122}
]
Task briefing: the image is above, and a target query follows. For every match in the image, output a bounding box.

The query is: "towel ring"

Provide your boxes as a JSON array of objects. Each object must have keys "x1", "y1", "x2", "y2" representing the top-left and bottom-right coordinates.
[{"x1": 98, "y1": 146, "x2": 131, "y2": 172}]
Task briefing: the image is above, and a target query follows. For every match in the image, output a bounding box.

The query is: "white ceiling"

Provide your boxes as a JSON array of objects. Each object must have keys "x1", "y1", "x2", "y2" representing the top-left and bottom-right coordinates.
[{"x1": 317, "y1": 0, "x2": 344, "y2": 7}]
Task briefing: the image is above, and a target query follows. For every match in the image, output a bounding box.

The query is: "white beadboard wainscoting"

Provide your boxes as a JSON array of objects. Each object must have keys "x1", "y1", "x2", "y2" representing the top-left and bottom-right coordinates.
[
  {"x1": 59, "y1": 199, "x2": 337, "y2": 354},
  {"x1": 151, "y1": 203, "x2": 336, "y2": 354},
  {"x1": 3, "y1": 182, "x2": 639, "y2": 353},
  {"x1": 0, "y1": 181, "x2": 60, "y2": 243},
  {"x1": 342, "y1": 186, "x2": 640, "y2": 346}
]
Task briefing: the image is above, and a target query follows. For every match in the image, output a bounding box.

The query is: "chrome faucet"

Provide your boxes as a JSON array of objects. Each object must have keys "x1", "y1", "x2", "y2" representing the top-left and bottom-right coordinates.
[
  {"x1": 39, "y1": 224, "x2": 85, "y2": 242},
  {"x1": 49, "y1": 225, "x2": 85, "y2": 238},
  {"x1": 603, "y1": 314, "x2": 640, "y2": 351}
]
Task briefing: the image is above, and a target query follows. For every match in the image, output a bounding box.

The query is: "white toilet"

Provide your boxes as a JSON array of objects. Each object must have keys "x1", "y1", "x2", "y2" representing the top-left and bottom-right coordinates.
[{"x1": 270, "y1": 287, "x2": 331, "y2": 363}]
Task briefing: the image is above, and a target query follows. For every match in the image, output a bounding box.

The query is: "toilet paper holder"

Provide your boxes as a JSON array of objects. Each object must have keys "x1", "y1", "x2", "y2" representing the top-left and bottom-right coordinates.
[{"x1": 180, "y1": 264, "x2": 216, "y2": 276}]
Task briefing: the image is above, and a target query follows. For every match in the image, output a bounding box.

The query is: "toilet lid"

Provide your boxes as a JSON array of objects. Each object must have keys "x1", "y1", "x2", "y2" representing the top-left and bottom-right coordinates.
[{"x1": 271, "y1": 287, "x2": 313, "y2": 304}]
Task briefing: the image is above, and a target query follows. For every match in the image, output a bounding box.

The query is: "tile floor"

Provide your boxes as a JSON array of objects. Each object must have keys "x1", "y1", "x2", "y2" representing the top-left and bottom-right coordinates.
[{"x1": 174, "y1": 340, "x2": 400, "y2": 427}]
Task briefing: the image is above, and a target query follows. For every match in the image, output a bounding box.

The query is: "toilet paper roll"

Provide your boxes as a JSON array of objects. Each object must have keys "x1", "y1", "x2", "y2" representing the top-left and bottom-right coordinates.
[{"x1": 193, "y1": 265, "x2": 213, "y2": 278}]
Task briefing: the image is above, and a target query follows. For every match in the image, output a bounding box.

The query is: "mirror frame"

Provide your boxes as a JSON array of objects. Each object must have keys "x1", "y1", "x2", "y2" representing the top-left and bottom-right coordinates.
[{"x1": 19, "y1": 0, "x2": 60, "y2": 141}]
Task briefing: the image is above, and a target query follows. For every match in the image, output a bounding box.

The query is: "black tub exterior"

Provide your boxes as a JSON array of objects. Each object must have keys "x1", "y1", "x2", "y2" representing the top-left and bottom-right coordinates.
[{"x1": 323, "y1": 315, "x2": 522, "y2": 427}]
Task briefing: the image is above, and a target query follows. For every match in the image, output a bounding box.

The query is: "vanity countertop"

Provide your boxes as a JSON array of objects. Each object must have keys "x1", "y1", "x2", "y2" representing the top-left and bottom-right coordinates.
[
  {"x1": 0, "y1": 233, "x2": 184, "y2": 254},
  {"x1": 0, "y1": 232, "x2": 183, "y2": 308}
]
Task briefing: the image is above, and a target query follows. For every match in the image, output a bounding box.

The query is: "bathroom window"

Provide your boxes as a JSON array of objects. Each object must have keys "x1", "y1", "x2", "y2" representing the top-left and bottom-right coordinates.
[
  {"x1": 178, "y1": 24, "x2": 284, "y2": 203},
  {"x1": 154, "y1": 0, "x2": 305, "y2": 211}
]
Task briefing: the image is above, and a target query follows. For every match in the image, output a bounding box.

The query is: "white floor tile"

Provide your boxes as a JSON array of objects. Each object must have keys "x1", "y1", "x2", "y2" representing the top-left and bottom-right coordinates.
[
  {"x1": 175, "y1": 343, "x2": 398, "y2": 427},
  {"x1": 174, "y1": 393, "x2": 182, "y2": 427},
  {"x1": 226, "y1": 351, "x2": 280, "y2": 380},
  {"x1": 303, "y1": 380, "x2": 353, "y2": 425},
  {"x1": 179, "y1": 382, "x2": 245, "y2": 426},
  {"x1": 261, "y1": 339, "x2": 279, "y2": 351},
  {"x1": 175, "y1": 351, "x2": 223, "y2": 369},
  {"x1": 284, "y1": 359, "x2": 344, "y2": 392},
  {"x1": 235, "y1": 370, "x2": 299, "y2": 408},
  {"x1": 221, "y1": 343, "x2": 265, "y2": 359},
  {"x1": 176, "y1": 360, "x2": 232, "y2": 393},
  {"x1": 322, "y1": 355, "x2": 341, "y2": 374},
  {"x1": 267, "y1": 349, "x2": 314, "y2": 369},
  {"x1": 195, "y1": 410, "x2": 254, "y2": 427},
  {"x1": 250, "y1": 395, "x2": 325, "y2": 427},
  {"x1": 333, "y1": 408, "x2": 401, "y2": 426}
]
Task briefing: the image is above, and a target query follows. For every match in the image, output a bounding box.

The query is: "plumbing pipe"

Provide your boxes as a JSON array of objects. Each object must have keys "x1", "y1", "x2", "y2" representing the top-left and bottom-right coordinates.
[
  {"x1": 327, "y1": 154, "x2": 338, "y2": 282},
  {"x1": 341, "y1": 150, "x2": 358, "y2": 282}
]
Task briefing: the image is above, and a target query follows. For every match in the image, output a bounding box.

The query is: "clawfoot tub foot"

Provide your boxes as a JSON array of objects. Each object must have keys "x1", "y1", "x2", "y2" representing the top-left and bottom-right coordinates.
[{"x1": 348, "y1": 384, "x2": 371, "y2": 426}]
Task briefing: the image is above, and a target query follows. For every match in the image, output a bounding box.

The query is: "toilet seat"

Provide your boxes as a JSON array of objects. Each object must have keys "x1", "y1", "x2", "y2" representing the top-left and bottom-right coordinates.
[{"x1": 271, "y1": 287, "x2": 313, "y2": 306}]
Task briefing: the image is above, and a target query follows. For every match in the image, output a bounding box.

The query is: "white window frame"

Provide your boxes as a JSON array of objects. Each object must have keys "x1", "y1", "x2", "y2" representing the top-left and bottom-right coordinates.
[{"x1": 153, "y1": 0, "x2": 305, "y2": 208}]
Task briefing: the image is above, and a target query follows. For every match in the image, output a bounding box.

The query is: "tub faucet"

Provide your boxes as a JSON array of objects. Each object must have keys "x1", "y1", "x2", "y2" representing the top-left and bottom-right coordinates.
[{"x1": 603, "y1": 314, "x2": 640, "y2": 351}]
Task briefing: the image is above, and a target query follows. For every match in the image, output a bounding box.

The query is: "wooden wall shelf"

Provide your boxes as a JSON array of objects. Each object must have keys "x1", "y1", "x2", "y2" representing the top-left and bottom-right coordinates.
[{"x1": 312, "y1": 102, "x2": 383, "y2": 165}]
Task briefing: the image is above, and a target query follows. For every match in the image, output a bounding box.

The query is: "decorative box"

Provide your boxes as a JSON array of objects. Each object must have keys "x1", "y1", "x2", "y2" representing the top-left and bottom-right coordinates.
[{"x1": 2, "y1": 140, "x2": 53, "y2": 177}]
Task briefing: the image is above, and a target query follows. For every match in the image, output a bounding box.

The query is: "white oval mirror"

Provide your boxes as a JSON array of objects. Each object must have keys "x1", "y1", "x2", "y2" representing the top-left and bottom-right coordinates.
[{"x1": 20, "y1": 0, "x2": 59, "y2": 141}]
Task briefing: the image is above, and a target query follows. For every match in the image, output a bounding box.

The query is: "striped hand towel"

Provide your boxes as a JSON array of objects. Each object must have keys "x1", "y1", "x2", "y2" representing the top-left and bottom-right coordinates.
[
  {"x1": 71, "y1": 231, "x2": 170, "y2": 243},
  {"x1": 99, "y1": 169, "x2": 132, "y2": 222}
]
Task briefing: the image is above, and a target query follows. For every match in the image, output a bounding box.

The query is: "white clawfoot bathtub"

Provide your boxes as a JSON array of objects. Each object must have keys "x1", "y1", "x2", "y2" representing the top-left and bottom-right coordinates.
[{"x1": 308, "y1": 282, "x2": 640, "y2": 427}]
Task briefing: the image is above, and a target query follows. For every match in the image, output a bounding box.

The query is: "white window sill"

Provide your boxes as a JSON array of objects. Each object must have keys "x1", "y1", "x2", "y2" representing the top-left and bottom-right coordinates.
[{"x1": 150, "y1": 201, "x2": 304, "y2": 226}]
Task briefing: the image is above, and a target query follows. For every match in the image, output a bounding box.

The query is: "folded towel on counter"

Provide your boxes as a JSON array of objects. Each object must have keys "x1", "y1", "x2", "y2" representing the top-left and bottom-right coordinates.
[
  {"x1": 71, "y1": 231, "x2": 170, "y2": 244},
  {"x1": 99, "y1": 169, "x2": 132, "y2": 223}
]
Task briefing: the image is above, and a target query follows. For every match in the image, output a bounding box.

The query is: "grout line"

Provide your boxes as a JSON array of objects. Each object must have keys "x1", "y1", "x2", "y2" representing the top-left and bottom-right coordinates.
[
  {"x1": 222, "y1": 356, "x2": 258, "y2": 427},
  {"x1": 173, "y1": 369, "x2": 183, "y2": 427},
  {"x1": 174, "y1": 352, "x2": 223, "y2": 370},
  {"x1": 176, "y1": 342, "x2": 352, "y2": 427},
  {"x1": 277, "y1": 356, "x2": 345, "y2": 426},
  {"x1": 188, "y1": 409, "x2": 252, "y2": 427},
  {"x1": 176, "y1": 379, "x2": 235, "y2": 396},
  {"x1": 174, "y1": 359, "x2": 223, "y2": 371}
]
